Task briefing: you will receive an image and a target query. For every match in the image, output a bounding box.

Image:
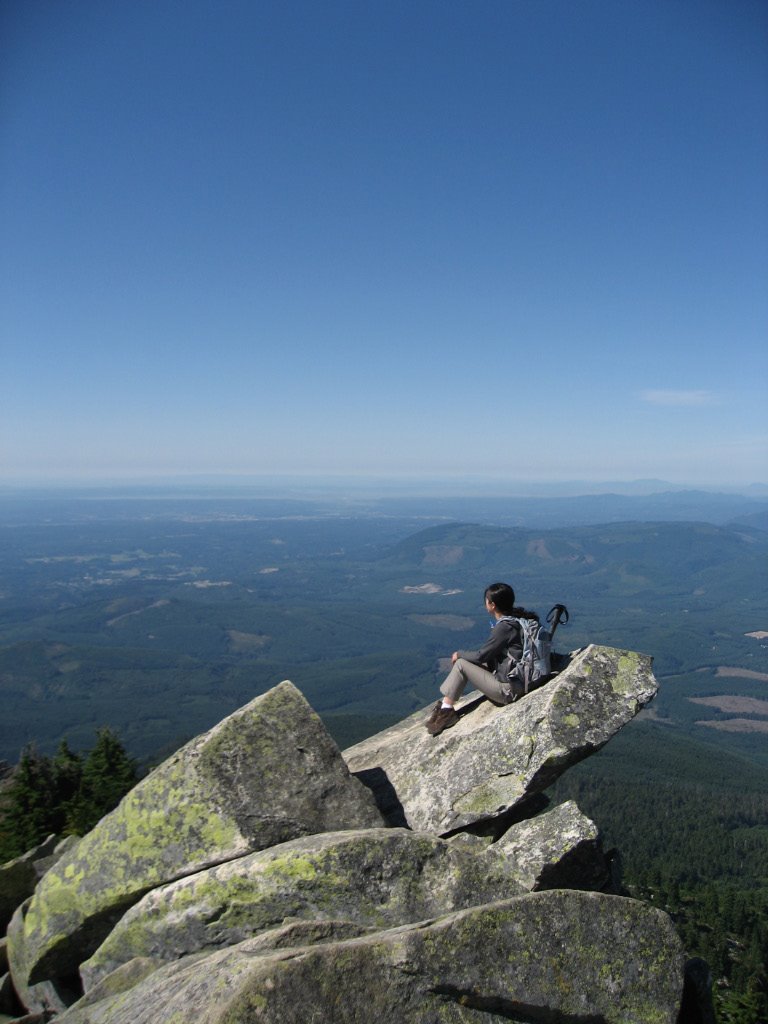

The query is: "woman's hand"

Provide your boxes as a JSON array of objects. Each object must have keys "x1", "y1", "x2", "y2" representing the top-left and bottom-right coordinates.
[{"x1": 451, "y1": 651, "x2": 459, "y2": 664}]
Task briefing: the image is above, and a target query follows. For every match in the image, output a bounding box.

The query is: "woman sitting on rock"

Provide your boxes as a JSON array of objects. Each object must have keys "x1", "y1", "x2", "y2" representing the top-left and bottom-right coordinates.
[{"x1": 425, "y1": 581, "x2": 539, "y2": 736}]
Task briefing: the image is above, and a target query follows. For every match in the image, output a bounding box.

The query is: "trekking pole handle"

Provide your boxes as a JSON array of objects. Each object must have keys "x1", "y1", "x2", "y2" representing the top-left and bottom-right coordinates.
[{"x1": 546, "y1": 604, "x2": 569, "y2": 638}]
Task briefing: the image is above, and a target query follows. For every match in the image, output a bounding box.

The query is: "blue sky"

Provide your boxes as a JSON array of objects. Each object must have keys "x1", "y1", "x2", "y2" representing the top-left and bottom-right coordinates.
[{"x1": 2, "y1": 0, "x2": 766, "y2": 487}]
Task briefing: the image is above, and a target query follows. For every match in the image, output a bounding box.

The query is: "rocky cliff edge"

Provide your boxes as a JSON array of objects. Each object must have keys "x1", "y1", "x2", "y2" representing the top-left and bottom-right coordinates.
[{"x1": 0, "y1": 645, "x2": 713, "y2": 1023}]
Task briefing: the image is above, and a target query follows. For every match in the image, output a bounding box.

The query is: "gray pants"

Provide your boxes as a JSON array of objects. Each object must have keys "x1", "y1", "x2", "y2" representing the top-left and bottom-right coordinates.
[{"x1": 440, "y1": 658, "x2": 509, "y2": 705}]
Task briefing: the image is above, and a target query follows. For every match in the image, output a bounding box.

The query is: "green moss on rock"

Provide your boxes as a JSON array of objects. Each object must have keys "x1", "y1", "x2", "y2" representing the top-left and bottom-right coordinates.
[
  {"x1": 57, "y1": 891, "x2": 685, "y2": 1024},
  {"x1": 9, "y1": 682, "x2": 382, "y2": 1006}
]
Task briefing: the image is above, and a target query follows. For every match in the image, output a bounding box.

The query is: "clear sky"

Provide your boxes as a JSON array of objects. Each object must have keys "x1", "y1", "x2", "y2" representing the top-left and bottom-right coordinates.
[{"x1": 2, "y1": 0, "x2": 767, "y2": 488}]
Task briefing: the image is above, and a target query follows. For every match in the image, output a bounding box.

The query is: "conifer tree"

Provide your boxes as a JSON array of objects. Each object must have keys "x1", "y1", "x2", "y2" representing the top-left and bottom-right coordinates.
[
  {"x1": 0, "y1": 729, "x2": 139, "y2": 862},
  {"x1": 52, "y1": 739, "x2": 83, "y2": 829},
  {"x1": 67, "y1": 728, "x2": 138, "y2": 835},
  {"x1": 716, "y1": 982, "x2": 768, "y2": 1024},
  {"x1": 0, "y1": 746, "x2": 57, "y2": 861}
]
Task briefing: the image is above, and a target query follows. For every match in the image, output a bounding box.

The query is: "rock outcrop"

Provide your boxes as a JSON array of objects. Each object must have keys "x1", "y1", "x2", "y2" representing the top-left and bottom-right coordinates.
[
  {"x1": 493, "y1": 797, "x2": 613, "y2": 891},
  {"x1": 1, "y1": 645, "x2": 711, "y2": 1022},
  {"x1": 56, "y1": 892, "x2": 685, "y2": 1024},
  {"x1": 0, "y1": 835, "x2": 77, "y2": 934},
  {"x1": 78, "y1": 827, "x2": 528, "y2": 989},
  {"x1": 345, "y1": 644, "x2": 656, "y2": 833},
  {"x1": 7, "y1": 681, "x2": 382, "y2": 1012}
]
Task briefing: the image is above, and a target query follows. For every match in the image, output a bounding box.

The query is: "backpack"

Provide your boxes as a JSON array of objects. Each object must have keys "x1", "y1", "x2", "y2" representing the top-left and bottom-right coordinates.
[{"x1": 501, "y1": 605, "x2": 569, "y2": 700}]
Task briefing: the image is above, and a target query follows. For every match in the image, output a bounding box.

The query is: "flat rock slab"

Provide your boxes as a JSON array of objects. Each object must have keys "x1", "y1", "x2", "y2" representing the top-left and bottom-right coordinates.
[
  {"x1": 57, "y1": 890, "x2": 685, "y2": 1024},
  {"x1": 344, "y1": 644, "x2": 657, "y2": 834},
  {"x1": 80, "y1": 826, "x2": 528, "y2": 989},
  {"x1": 7, "y1": 681, "x2": 382, "y2": 1011}
]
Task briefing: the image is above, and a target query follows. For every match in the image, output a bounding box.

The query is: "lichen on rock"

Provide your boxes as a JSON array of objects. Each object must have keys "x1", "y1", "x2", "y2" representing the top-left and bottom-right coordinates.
[
  {"x1": 80, "y1": 826, "x2": 529, "y2": 989},
  {"x1": 55, "y1": 891, "x2": 686, "y2": 1024},
  {"x1": 492, "y1": 799, "x2": 613, "y2": 892},
  {"x1": 343, "y1": 644, "x2": 657, "y2": 834},
  {"x1": 4, "y1": 649, "x2": 708, "y2": 1023},
  {"x1": 7, "y1": 681, "x2": 382, "y2": 1011}
]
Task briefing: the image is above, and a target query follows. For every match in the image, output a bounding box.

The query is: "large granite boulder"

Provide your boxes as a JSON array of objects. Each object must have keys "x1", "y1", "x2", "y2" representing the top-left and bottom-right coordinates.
[
  {"x1": 0, "y1": 835, "x2": 67, "y2": 933},
  {"x1": 344, "y1": 644, "x2": 657, "y2": 834},
  {"x1": 79, "y1": 827, "x2": 529, "y2": 989},
  {"x1": 56, "y1": 890, "x2": 686, "y2": 1024},
  {"x1": 492, "y1": 799, "x2": 612, "y2": 892},
  {"x1": 7, "y1": 681, "x2": 382, "y2": 1013}
]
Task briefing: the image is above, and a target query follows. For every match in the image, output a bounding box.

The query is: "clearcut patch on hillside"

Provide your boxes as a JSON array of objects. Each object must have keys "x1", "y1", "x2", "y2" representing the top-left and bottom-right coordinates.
[
  {"x1": 421, "y1": 545, "x2": 465, "y2": 567},
  {"x1": 697, "y1": 718, "x2": 768, "y2": 733},
  {"x1": 689, "y1": 695, "x2": 768, "y2": 715},
  {"x1": 227, "y1": 630, "x2": 271, "y2": 652},
  {"x1": 401, "y1": 583, "x2": 462, "y2": 595},
  {"x1": 715, "y1": 666, "x2": 768, "y2": 682}
]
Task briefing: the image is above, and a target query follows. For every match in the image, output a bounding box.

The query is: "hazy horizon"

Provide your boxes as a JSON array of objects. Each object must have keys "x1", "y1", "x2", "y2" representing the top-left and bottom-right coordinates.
[{"x1": 1, "y1": 473, "x2": 766, "y2": 502}]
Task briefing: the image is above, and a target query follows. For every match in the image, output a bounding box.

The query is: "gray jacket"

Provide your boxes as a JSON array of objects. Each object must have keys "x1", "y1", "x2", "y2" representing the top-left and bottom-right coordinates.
[{"x1": 458, "y1": 617, "x2": 523, "y2": 682}]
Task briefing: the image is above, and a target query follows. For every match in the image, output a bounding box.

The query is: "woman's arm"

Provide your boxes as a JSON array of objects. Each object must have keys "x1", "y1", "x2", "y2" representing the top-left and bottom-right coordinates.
[{"x1": 455, "y1": 619, "x2": 520, "y2": 668}]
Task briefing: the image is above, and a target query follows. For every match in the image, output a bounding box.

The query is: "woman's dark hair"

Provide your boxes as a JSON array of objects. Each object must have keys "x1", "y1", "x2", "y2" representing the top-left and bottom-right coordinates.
[
  {"x1": 484, "y1": 581, "x2": 540, "y2": 621},
  {"x1": 484, "y1": 582, "x2": 516, "y2": 615}
]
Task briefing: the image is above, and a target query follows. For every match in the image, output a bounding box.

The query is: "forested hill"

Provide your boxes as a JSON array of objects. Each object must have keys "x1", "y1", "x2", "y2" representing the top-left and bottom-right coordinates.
[{"x1": 388, "y1": 518, "x2": 767, "y2": 585}]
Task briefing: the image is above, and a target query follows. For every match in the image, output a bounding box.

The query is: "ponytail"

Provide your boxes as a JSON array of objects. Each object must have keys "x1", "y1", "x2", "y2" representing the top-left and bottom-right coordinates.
[{"x1": 511, "y1": 606, "x2": 540, "y2": 622}]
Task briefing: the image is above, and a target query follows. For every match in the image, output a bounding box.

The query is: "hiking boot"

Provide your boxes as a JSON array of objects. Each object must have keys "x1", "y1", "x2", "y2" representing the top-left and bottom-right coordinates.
[
  {"x1": 426, "y1": 706, "x2": 458, "y2": 736},
  {"x1": 424, "y1": 701, "x2": 442, "y2": 727}
]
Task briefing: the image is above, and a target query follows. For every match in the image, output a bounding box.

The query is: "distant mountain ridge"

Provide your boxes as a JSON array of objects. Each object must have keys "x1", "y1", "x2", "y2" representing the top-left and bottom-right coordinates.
[
  {"x1": 376, "y1": 489, "x2": 768, "y2": 530},
  {"x1": 1, "y1": 486, "x2": 767, "y2": 531}
]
